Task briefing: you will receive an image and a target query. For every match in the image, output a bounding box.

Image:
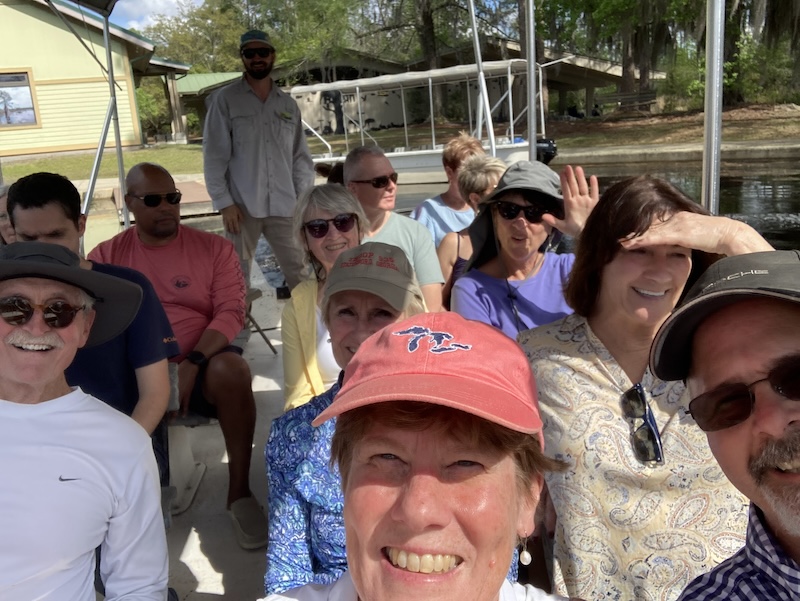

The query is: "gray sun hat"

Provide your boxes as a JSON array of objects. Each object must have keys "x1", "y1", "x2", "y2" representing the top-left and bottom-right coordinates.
[
  {"x1": 466, "y1": 160, "x2": 563, "y2": 271},
  {"x1": 0, "y1": 242, "x2": 142, "y2": 347},
  {"x1": 650, "y1": 250, "x2": 800, "y2": 381}
]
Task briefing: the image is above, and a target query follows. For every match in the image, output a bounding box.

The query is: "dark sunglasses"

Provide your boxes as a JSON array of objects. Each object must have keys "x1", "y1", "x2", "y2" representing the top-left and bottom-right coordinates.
[
  {"x1": 303, "y1": 213, "x2": 357, "y2": 239},
  {"x1": 350, "y1": 172, "x2": 398, "y2": 188},
  {"x1": 128, "y1": 191, "x2": 182, "y2": 208},
  {"x1": 0, "y1": 296, "x2": 86, "y2": 329},
  {"x1": 241, "y1": 47, "x2": 274, "y2": 59},
  {"x1": 493, "y1": 200, "x2": 549, "y2": 224},
  {"x1": 689, "y1": 354, "x2": 800, "y2": 432},
  {"x1": 621, "y1": 383, "x2": 664, "y2": 464}
]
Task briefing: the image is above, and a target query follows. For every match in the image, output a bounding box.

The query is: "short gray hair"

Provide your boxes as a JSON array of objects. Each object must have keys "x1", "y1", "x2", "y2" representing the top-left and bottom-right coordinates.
[
  {"x1": 343, "y1": 146, "x2": 387, "y2": 183},
  {"x1": 293, "y1": 184, "x2": 369, "y2": 279}
]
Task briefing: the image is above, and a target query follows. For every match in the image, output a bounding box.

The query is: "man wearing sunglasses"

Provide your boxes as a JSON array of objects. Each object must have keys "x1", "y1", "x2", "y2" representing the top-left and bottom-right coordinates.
[
  {"x1": 651, "y1": 250, "x2": 800, "y2": 600},
  {"x1": 91, "y1": 162, "x2": 268, "y2": 550},
  {"x1": 344, "y1": 146, "x2": 444, "y2": 311},
  {"x1": 0, "y1": 241, "x2": 168, "y2": 599},
  {"x1": 204, "y1": 28, "x2": 314, "y2": 298},
  {"x1": 7, "y1": 172, "x2": 178, "y2": 485}
]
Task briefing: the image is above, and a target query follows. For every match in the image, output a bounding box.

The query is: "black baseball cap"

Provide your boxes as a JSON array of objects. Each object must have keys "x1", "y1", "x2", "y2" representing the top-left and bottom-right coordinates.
[{"x1": 650, "y1": 250, "x2": 800, "y2": 381}]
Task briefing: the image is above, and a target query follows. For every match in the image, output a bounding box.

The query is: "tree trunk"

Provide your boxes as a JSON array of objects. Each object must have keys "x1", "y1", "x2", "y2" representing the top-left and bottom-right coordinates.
[{"x1": 415, "y1": 0, "x2": 443, "y2": 121}]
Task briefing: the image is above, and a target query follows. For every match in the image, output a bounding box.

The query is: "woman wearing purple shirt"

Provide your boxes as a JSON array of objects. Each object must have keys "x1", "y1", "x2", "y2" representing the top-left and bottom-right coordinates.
[{"x1": 451, "y1": 162, "x2": 596, "y2": 339}]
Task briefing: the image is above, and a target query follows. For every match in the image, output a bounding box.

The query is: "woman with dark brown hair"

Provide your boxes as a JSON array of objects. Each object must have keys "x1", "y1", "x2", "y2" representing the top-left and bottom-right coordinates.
[{"x1": 519, "y1": 172, "x2": 773, "y2": 601}]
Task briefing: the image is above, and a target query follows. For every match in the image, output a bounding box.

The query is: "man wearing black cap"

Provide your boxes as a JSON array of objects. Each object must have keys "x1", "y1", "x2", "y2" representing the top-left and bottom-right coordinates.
[
  {"x1": 203, "y1": 28, "x2": 314, "y2": 296},
  {"x1": 650, "y1": 250, "x2": 800, "y2": 600},
  {"x1": 0, "y1": 242, "x2": 167, "y2": 599}
]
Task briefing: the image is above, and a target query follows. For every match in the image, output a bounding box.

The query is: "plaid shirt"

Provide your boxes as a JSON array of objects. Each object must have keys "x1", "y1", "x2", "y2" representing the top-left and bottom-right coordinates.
[{"x1": 679, "y1": 504, "x2": 800, "y2": 600}]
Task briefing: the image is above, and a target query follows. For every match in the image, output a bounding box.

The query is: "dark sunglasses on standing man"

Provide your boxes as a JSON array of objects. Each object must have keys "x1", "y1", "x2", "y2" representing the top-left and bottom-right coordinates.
[
  {"x1": 0, "y1": 296, "x2": 86, "y2": 329},
  {"x1": 241, "y1": 47, "x2": 274, "y2": 59},
  {"x1": 621, "y1": 383, "x2": 665, "y2": 464},
  {"x1": 303, "y1": 213, "x2": 357, "y2": 239},
  {"x1": 127, "y1": 191, "x2": 182, "y2": 208},
  {"x1": 349, "y1": 173, "x2": 398, "y2": 189},
  {"x1": 688, "y1": 354, "x2": 800, "y2": 432}
]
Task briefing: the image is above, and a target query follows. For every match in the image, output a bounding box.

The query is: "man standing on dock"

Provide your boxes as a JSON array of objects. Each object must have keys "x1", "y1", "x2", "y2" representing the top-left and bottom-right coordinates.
[{"x1": 203, "y1": 29, "x2": 314, "y2": 298}]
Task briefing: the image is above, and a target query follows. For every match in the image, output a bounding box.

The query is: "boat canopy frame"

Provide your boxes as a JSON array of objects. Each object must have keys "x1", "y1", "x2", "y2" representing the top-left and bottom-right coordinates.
[{"x1": 290, "y1": 59, "x2": 547, "y2": 158}]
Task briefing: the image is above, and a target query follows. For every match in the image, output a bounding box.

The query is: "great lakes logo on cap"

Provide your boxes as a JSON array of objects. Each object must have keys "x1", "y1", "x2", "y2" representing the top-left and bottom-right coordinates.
[{"x1": 393, "y1": 325, "x2": 472, "y2": 354}]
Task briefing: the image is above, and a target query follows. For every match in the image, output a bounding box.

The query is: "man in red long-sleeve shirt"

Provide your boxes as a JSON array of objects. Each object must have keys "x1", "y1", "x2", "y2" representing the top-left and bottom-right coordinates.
[{"x1": 90, "y1": 162, "x2": 267, "y2": 550}]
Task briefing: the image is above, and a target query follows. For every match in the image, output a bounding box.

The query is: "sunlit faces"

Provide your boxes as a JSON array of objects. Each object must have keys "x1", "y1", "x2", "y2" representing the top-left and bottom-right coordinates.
[
  {"x1": 241, "y1": 42, "x2": 275, "y2": 80},
  {"x1": 347, "y1": 155, "x2": 398, "y2": 216},
  {"x1": 0, "y1": 278, "x2": 94, "y2": 400},
  {"x1": 343, "y1": 423, "x2": 537, "y2": 601},
  {"x1": 125, "y1": 168, "x2": 180, "y2": 242},
  {"x1": 327, "y1": 290, "x2": 402, "y2": 369},
  {"x1": 491, "y1": 192, "x2": 551, "y2": 262},
  {"x1": 11, "y1": 203, "x2": 85, "y2": 254},
  {"x1": 689, "y1": 299, "x2": 800, "y2": 542},
  {"x1": 303, "y1": 208, "x2": 360, "y2": 274},
  {"x1": 594, "y1": 234, "x2": 692, "y2": 329}
]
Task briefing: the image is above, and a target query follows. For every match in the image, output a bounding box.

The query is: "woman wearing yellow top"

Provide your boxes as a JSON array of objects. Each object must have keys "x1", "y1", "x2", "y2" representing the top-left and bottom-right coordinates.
[{"x1": 281, "y1": 184, "x2": 368, "y2": 411}]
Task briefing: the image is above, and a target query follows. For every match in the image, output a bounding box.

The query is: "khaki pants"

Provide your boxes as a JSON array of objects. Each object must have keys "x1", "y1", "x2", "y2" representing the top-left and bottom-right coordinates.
[{"x1": 227, "y1": 207, "x2": 308, "y2": 290}]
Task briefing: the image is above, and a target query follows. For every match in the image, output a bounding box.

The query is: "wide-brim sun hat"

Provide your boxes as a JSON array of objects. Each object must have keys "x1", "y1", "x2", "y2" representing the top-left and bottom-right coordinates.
[
  {"x1": 467, "y1": 160, "x2": 563, "y2": 271},
  {"x1": 313, "y1": 312, "x2": 544, "y2": 443},
  {"x1": 0, "y1": 241, "x2": 143, "y2": 347},
  {"x1": 650, "y1": 250, "x2": 800, "y2": 381},
  {"x1": 322, "y1": 241, "x2": 421, "y2": 312}
]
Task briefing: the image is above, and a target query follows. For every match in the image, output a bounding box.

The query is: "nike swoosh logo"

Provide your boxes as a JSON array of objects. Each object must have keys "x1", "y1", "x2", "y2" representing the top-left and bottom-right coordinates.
[{"x1": 58, "y1": 476, "x2": 80, "y2": 482}]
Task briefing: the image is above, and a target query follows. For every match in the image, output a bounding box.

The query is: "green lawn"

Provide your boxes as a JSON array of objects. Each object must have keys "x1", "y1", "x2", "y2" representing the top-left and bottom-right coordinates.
[{"x1": 2, "y1": 145, "x2": 205, "y2": 182}]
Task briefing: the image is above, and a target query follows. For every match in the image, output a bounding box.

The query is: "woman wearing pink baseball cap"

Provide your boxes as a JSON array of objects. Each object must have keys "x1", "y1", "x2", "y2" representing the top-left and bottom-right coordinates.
[{"x1": 262, "y1": 311, "x2": 575, "y2": 601}]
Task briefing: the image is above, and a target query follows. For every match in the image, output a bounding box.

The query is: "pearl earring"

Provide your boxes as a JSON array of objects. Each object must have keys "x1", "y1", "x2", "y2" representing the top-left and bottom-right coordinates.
[{"x1": 519, "y1": 536, "x2": 532, "y2": 566}]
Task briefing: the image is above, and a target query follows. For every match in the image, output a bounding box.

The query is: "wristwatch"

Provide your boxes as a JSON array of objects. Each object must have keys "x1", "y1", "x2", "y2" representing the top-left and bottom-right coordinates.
[{"x1": 185, "y1": 350, "x2": 208, "y2": 368}]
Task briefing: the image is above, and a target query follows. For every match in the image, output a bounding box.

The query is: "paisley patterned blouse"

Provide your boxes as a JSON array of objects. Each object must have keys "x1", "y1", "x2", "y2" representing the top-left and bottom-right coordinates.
[
  {"x1": 519, "y1": 314, "x2": 749, "y2": 601},
  {"x1": 265, "y1": 381, "x2": 346, "y2": 594}
]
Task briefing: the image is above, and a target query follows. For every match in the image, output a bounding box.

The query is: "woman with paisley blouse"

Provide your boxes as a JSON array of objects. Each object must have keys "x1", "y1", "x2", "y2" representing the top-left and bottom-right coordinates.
[
  {"x1": 519, "y1": 171, "x2": 773, "y2": 600},
  {"x1": 265, "y1": 241, "x2": 426, "y2": 594}
]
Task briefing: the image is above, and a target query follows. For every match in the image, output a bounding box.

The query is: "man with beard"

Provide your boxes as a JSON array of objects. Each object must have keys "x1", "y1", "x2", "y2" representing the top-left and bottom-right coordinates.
[
  {"x1": 90, "y1": 162, "x2": 268, "y2": 550},
  {"x1": 203, "y1": 29, "x2": 314, "y2": 297},
  {"x1": 650, "y1": 250, "x2": 800, "y2": 600}
]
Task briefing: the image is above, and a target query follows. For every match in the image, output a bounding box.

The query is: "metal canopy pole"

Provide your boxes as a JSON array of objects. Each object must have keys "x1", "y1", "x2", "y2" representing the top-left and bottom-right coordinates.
[
  {"x1": 467, "y1": 0, "x2": 496, "y2": 155},
  {"x1": 428, "y1": 78, "x2": 436, "y2": 148},
  {"x1": 356, "y1": 86, "x2": 365, "y2": 145},
  {"x1": 702, "y1": 0, "x2": 725, "y2": 215},
  {"x1": 526, "y1": 0, "x2": 536, "y2": 160},
  {"x1": 400, "y1": 86, "x2": 409, "y2": 149},
  {"x1": 103, "y1": 15, "x2": 129, "y2": 229}
]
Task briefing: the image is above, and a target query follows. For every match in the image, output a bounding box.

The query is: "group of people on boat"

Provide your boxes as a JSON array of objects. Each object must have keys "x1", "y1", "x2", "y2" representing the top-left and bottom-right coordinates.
[{"x1": 2, "y1": 30, "x2": 799, "y2": 601}]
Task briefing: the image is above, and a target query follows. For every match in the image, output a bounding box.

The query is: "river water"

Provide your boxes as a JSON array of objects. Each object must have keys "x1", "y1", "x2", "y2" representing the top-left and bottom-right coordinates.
[{"x1": 396, "y1": 159, "x2": 800, "y2": 250}]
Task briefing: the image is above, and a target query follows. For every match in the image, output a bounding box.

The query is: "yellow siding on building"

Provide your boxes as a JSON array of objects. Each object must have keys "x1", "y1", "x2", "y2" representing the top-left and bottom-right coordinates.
[{"x1": 0, "y1": 1, "x2": 142, "y2": 157}]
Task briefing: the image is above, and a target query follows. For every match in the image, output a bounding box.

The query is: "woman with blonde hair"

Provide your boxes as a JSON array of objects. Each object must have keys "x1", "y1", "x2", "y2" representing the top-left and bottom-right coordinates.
[{"x1": 281, "y1": 183, "x2": 368, "y2": 411}]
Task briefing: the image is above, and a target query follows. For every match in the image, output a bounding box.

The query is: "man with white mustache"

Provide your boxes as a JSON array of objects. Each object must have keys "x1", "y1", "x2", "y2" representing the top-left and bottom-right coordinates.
[
  {"x1": 650, "y1": 250, "x2": 800, "y2": 600},
  {"x1": 0, "y1": 242, "x2": 168, "y2": 599}
]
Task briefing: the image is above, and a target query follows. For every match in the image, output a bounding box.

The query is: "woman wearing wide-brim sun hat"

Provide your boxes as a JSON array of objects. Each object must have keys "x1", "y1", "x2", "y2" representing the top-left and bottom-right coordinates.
[{"x1": 450, "y1": 161, "x2": 598, "y2": 339}]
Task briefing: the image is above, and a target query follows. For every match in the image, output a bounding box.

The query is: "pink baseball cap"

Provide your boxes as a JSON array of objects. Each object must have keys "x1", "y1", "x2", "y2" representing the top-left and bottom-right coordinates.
[{"x1": 312, "y1": 312, "x2": 544, "y2": 440}]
